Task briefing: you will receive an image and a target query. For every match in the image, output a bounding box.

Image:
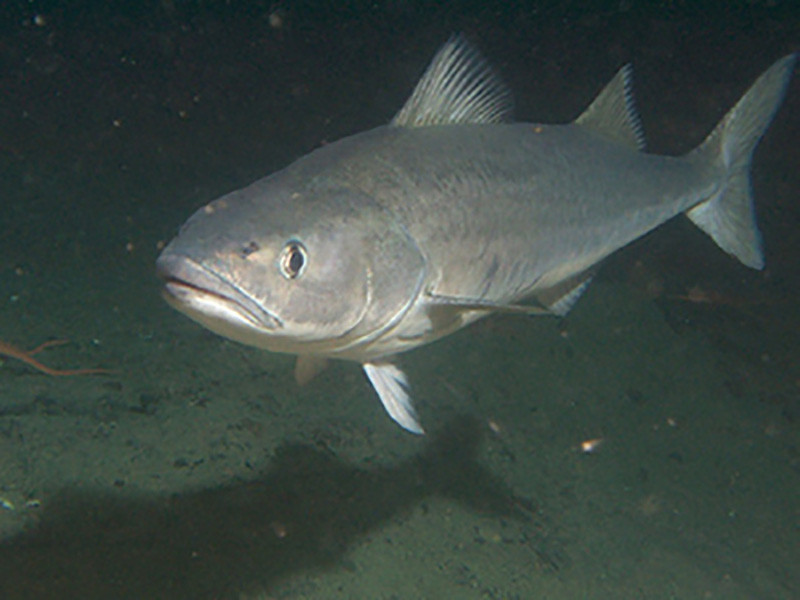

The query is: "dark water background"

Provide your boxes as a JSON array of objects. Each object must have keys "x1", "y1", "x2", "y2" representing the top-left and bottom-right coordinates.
[{"x1": 0, "y1": 1, "x2": 797, "y2": 599}]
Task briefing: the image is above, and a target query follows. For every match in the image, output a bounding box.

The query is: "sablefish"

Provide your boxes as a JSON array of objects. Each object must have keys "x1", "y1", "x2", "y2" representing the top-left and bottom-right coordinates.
[{"x1": 157, "y1": 36, "x2": 796, "y2": 434}]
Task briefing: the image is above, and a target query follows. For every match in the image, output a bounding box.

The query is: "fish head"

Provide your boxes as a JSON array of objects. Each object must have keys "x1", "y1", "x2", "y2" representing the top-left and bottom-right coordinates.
[{"x1": 157, "y1": 179, "x2": 426, "y2": 357}]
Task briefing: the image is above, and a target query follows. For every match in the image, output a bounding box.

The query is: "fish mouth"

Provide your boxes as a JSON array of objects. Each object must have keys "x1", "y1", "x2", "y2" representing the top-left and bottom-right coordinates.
[{"x1": 156, "y1": 253, "x2": 282, "y2": 333}]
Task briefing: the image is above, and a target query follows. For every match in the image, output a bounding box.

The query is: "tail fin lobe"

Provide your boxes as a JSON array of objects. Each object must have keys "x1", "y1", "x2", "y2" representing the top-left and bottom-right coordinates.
[{"x1": 687, "y1": 53, "x2": 796, "y2": 269}]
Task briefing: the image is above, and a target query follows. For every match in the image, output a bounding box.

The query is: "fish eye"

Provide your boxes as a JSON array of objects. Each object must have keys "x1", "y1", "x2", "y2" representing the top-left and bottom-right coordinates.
[{"x1": 279, "y1": 241, "x2": 307, "y2": 279}]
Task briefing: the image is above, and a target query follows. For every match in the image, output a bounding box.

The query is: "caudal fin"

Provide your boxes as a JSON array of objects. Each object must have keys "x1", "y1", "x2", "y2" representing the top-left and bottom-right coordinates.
[{"x1": 687, "y1": 54, "x2": 796, "y2": 269}]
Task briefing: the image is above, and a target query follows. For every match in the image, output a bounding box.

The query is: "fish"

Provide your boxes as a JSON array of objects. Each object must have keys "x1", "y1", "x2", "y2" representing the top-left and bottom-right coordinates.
[{"x1": 156, "y1": 36, "x2": 796, "y2": 435}]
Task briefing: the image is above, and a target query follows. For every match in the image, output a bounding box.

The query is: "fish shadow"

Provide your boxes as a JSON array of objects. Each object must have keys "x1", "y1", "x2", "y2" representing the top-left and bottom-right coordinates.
[{"x1": 0, "y1": 417, "x2": 537, "y2": 599}]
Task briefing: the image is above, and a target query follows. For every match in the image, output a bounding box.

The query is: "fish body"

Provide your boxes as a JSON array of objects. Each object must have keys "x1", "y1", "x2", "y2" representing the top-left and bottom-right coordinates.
[{"x1": 157, "y1": 37, "x2": 796, "y2": 434}]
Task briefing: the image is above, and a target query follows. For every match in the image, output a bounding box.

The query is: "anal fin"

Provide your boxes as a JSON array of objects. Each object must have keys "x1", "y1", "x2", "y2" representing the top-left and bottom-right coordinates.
[{"x1": 535, "y1": 272, "x2": 594, "y2": 316}]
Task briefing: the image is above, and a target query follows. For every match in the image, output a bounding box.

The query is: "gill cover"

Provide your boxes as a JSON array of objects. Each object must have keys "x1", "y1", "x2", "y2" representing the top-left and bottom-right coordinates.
[{"x1": 311, "y1": 207, "x2": 427, "y2": 353}]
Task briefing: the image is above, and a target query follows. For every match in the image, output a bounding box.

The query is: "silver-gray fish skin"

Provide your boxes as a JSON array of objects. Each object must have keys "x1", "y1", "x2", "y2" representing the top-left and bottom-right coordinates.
[{"x1": 157, "y1": 36, "x2": 796, "y2": 434}]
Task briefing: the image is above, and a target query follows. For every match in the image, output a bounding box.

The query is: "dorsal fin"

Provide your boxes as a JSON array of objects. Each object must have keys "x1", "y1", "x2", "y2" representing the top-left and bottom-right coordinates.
[
  {"x1": 391, "y1": 34, "x2": 512, "y2": 128},
  {"x1": 575, "y1": 64, "x2": 646, "y2": 151}
]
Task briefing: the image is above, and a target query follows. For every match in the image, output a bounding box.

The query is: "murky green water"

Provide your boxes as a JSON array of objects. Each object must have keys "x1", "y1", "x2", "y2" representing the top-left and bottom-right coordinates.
[{"x1": 0, "y1": 2, "x2": 797, "y2": 598}]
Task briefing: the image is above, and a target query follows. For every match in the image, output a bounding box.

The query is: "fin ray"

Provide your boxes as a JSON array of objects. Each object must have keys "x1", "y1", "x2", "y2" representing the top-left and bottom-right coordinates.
[
  {"x1": 575, "y1": 64, "x2": 645, "y2": 151},
  {"x1": 392, "y1": 34, "x2": 512, "y2": 128},
  {"x1": 363, "y1": 362, "x2": 424, "y2": 434}
]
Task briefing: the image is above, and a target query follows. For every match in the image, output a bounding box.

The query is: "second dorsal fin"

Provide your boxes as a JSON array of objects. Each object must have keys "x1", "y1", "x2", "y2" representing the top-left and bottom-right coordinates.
[{"x1": 575, "y1": 64, "x2": 646, "y2": 151}]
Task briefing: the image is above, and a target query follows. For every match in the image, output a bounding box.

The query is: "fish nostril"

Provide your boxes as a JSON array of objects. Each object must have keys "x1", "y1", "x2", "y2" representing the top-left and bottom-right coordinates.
[{"x1": 239, "y1": 241, "x2": 260, "y2": 258}]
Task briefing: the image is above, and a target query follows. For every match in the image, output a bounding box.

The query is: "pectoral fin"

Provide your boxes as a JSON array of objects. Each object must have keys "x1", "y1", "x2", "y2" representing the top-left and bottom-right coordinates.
[
  {"x1": 363, "y1": 362, "x2": 424, "y2": 434},
  {"x1": 425, "y1": 293, "x2": 550, "y2": 315}
]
